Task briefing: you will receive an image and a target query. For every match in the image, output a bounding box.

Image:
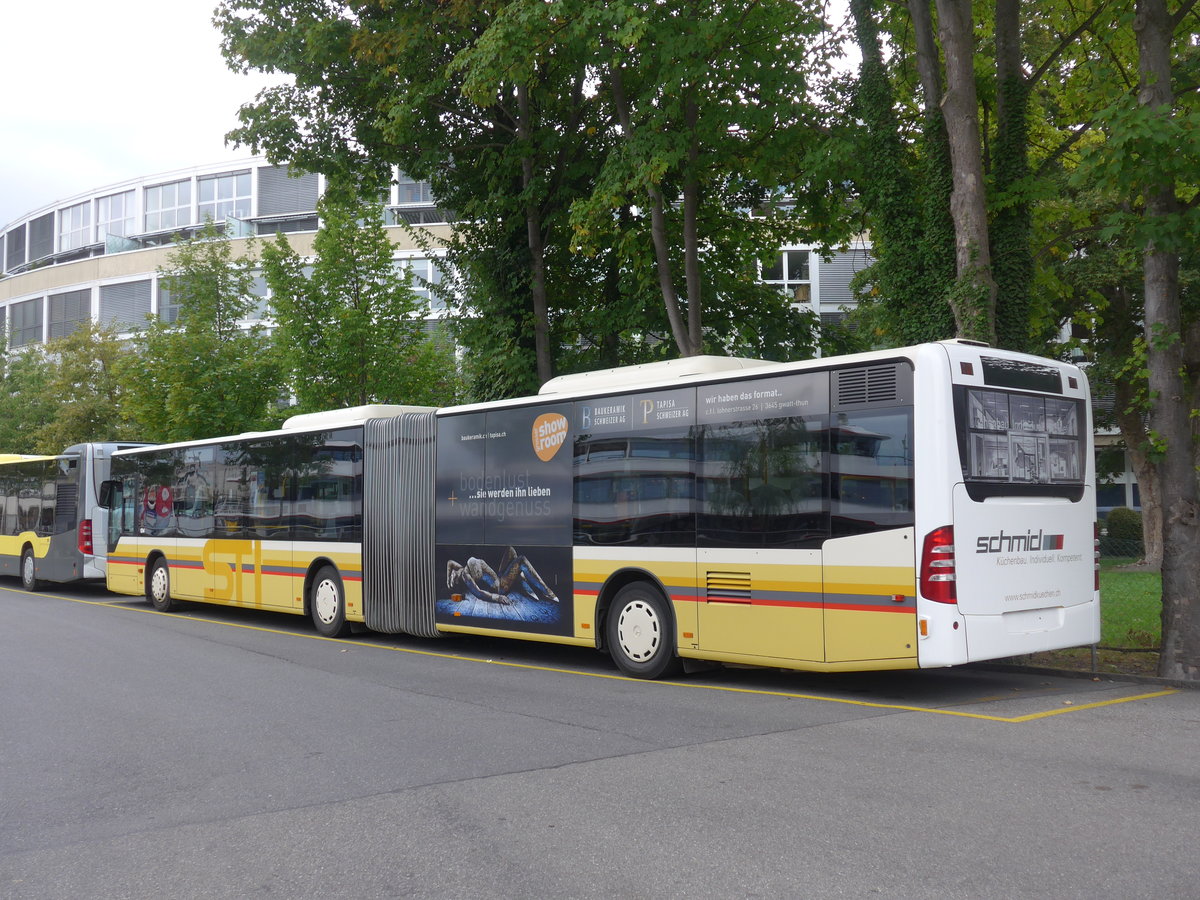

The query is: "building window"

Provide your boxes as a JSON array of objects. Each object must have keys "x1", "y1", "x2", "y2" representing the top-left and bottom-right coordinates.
[
  {"x1": 763, "y1": 249, "x2": 811, "y2": 304},
  {"x1": 97, "y1": 191, "x2": 136, "y2": 240},
  {"x1": 198, "y1": 171, "x2": 251, "y2": 223},
  {"x1": 5, "y1": 226, "x2": 25, "y2": 270},
  {"x1": 10, "y1": 298, "x2": 44, "y2": 347},
  {"x1": 396, "y1": 172, "x2": 434, "y2": 205},
  {"x1": 48, "y1": 289, "x2": 91, "y2": 339},
  {"x1": 58, "y1": 201, "x2": 93, "y2": 252},
  {"x1": 257, "y1": 165, "x2": 319, "y2": 217},
  {"x1": 397, "y1": 257, "x2": 446, "y2": 312},
  {"x1": 99, "y1": 280, "x2": 153, "y2": 331},
  {"x1": 28, "y1": 213, "x2": 55, "y2": 262},
  {"x1": 145, "y1": 180, "x2": 192, "y2": 232},
  {"x1": 157, "y1": 280, "x2": 180, "y2": 324}
]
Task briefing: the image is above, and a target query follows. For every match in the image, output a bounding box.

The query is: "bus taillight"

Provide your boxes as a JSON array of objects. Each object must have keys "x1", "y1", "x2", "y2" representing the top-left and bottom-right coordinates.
[
  {"x1": 78, "y1": 520, "x2": 93, "y2": 555},
  {"x1": 920, "y1": 526, "x2": 957, "y2": 604},
  {"x1": 1094, "y1": 522, "x2": 1101, "y2": 592}
]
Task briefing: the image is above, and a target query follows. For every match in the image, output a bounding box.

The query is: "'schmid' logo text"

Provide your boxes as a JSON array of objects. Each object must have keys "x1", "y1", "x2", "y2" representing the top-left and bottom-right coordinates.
[{"x1": 976, "y1": 529, "x2": 1064, "y2": 553}]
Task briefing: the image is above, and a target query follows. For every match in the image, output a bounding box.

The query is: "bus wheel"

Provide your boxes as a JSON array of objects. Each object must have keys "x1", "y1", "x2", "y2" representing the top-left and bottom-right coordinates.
[
  {"x1": 20, "y1": 548, "x2": 40, "y2": 592},
  {"x1": 606, "y1": 582, "x2": 682, "y2": 679},
  {"x1": 310, "y1": 566, "x2": 350, "y2": 638},
  {"x1": 146, "y1": 558, "x2": 177, "y2": 612}
]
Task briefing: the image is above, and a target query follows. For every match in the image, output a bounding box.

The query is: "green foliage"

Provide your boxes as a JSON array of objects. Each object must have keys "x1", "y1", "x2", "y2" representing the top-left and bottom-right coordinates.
[
  {"x1": 34, "y1": 322, "x2": 137, "y2": 453},
  {"x1": 448, "y1": 220, "x2": 549, "y2": 402},
  {"x1": 120, "y1": 224, "x2": 283, "y2": 442},
  {"x1": 217, "y1": 0, "x2": 835, "y2": 392},
  {"x1": 0, "y1": 348, "x2": 56, "y2": 454},
  {"x1": 570, "y1": 0, "x2": 830, "y2": 356},
  {"x1": 262, "y1": 189, "x2": 462, "y2": 411},
  {"x1": 840, "y1": 0, "x2": 956, "y2": 348},
  {"x1": 991, "y1": 73, "x2": 1035, "y2": 352},
  {"x1": 1105, "y1": 506, "x2": 1144, "y2": 543},
  {"x1": 948, "y1": 262, "x2": 996, "y2": 344}
]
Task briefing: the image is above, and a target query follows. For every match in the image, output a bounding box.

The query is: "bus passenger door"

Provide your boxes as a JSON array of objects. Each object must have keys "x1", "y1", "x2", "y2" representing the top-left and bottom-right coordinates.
[
  {"x1": 105, "y1": 473, "x2": 145, "y2": 596},
  {"x1": 172, "y1": 447, "x2": 214, "y2": 602}
]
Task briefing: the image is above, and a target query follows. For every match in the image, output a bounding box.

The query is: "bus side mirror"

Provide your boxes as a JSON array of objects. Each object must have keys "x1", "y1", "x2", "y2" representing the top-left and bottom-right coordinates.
[{"x1": 98, "y1": 480, "x2": 119, "y2": 509}]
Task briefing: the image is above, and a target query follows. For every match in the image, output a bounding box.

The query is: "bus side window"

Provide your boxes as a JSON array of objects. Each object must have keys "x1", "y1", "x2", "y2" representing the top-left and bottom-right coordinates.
[
  {"x1": 699, "y1": 416, "x2": 827, "y2": 549},
  {"x1": 574, "y1": 427, "x2": 695, "y2": 547}
]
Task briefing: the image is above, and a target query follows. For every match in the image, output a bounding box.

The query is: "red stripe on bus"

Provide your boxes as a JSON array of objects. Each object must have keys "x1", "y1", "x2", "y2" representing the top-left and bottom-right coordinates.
[{"x1": 825, "y1": 602, "x2": 915, "y2": 614}]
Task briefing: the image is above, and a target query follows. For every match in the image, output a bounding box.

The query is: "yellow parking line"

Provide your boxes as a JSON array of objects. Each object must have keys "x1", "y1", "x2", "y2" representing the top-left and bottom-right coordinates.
[{"x1": 37, "y1": 590, "x2": 1179, "y2": 722}]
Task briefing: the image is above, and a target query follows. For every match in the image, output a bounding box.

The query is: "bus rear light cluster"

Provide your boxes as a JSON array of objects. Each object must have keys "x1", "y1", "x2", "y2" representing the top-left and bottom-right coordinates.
[
  {"x1": 920, "y1": 525, "x2": 957, "y2": 604},
  {"x1": 1094, "y1": 522, "x2": 1101, "y2": 592},
  {"x1": 78, "y1": 520, "x2": 93, "y2": 555}
]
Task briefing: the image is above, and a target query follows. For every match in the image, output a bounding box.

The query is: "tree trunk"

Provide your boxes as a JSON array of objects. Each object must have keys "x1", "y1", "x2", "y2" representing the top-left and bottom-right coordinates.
[
  {"x1": 907, "y1": 0, "x2": 942, "y2": 113},
  {"x1": 935, "y1": 0, "x2": 998, "y2": 344},
  {"x1": 682, "y1": 92, "x2": 702, "y2": 356},
  {"x1": 1113, "y1": 379, "x2": 1163, "y2": 568},
  {"x1": 907, "y1": 0, "x2": 959, "y2": 341},
  {"x1": 1135, "y1": 0, "x2": 1200, "y2": 680},
  {"x1": 991, "y1": 0, "x2": 1034, "y2": 351},
  {"x1": 609, "y1": 62, "x2": 692, "y2": 357},
  {"x1": 516, "y1": 83, "x2": 554, "y2": 385}
]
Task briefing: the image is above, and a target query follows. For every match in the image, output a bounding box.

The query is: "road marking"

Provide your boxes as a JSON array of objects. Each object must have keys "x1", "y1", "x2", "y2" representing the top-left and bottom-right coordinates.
[{"x1": 37, "y1": 590, "x2": 1179, "y2": 722}]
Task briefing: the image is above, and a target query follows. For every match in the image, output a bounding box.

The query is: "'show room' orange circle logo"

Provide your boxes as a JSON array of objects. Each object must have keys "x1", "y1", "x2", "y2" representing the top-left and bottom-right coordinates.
[{"x1": 532, "y1": 413, "x2": 568, "y2": 462}]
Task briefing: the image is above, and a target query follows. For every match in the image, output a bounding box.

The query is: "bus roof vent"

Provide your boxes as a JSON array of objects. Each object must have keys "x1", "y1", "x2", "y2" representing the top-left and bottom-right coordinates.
[
  {"x1": 834, "y1": 364, "x2": 904, "y2": 408},
  {"x1": 539, "y1": 356, "x2": 776, "y2": 395}
]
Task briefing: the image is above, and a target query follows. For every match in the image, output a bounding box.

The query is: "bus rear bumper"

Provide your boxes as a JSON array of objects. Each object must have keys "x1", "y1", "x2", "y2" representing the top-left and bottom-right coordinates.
[{"x1": 961, "y1": 599, "x2": 1101, "y2": 662}]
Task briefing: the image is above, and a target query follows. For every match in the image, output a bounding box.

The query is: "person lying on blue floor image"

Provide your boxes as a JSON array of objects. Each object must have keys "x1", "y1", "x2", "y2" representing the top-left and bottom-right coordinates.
[{"x1": 445, "y1": 547, "x2": 560, "y2": 606}]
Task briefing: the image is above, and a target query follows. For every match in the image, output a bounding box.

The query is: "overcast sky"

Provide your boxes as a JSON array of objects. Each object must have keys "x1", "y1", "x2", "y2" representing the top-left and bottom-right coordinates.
[{"x1": 1, "y1": 0, "x2": 278, "y2": 228}]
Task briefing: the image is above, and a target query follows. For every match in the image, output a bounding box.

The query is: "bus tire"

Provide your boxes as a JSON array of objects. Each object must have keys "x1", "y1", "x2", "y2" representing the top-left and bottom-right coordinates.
[
  {"x1": 20, "y1": 548, "x2": 40, "y2": 592},
  {"x1": 146, "y1": 558, "x2": 177, "y2": 612},
  {"x1": 310, "y1": 566, "x2": 350, "y2": 638},
  {"x1": 606, "y1": 582, "x2": 682, "y2": 679}
]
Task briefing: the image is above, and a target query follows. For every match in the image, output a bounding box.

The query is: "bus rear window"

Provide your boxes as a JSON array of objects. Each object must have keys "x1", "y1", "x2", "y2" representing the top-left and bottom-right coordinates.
[{"x1": 958, "y1": 388, "x2": 1083, "y2": 494}]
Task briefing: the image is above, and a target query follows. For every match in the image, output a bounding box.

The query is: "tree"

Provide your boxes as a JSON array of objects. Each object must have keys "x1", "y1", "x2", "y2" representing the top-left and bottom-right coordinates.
[
  {"x1": 568, "y1": 0, "x2": 828, "y2": 358},
  {"x1": 34, "y1": 322, "x2": 136, "y2": 453},
  {"x1": 260, "y1": 187, "x2": 461, "y2": 412},
  {"x1": 934, "y1": 0, "x2": 999, "y2": 343},
  {"x1": 1131, "y1": 0, "x2": 1200, "y2": 680},
  {"x1": 217, "y1": 0, "x2": 586, "y2": 394},
  {"x1": 1051, "y1": 227, "x2": 1168, "y2": 568},
  {"x1": 0, "y1": 345, "x2": 55, "y2": 455},
  {"x1": 845, "y1": 0, "x2": 956, "y2": 345},
  {"x1": 1064, "y1": 0, "x2": 1200, "y2": 678},
  {"x1": 120, "y1": 223, "x2": 282, "y2": 442},
  {"x1": 216, "y1": 0, "x2": 833, "y2": 394},
  {"x1": 843, "y1": 0, "x2": 1125, "y2": 350}
]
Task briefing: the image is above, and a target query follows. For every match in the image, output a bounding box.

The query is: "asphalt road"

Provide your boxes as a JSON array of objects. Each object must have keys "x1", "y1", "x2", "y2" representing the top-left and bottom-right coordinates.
[{"x1": 1, "y1": 582, "x2": 1197, "y2": 899}]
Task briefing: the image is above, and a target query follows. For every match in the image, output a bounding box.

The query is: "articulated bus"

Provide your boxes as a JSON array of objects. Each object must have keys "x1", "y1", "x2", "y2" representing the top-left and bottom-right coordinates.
[
  {"x1": 1, "y1": 443, "x2": 148, "y2": 590},
  {"x1": 101, "y1": 341, "x2": 1099, "y2": 677}
]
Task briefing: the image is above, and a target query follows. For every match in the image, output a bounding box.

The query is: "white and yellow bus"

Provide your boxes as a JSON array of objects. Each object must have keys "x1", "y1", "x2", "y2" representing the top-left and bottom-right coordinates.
[
  {"x1": 101, "y1": 340, "x2": 1099, "y2": 677},
  {"x1": 0, "y1": 443, "x2": 148, "y2": 591}
]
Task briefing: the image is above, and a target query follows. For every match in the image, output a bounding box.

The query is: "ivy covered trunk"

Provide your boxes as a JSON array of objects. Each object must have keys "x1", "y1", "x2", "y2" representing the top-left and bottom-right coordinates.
[{"x1": 991, "y1": 0, "x2": 1034, "y2": 352}]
